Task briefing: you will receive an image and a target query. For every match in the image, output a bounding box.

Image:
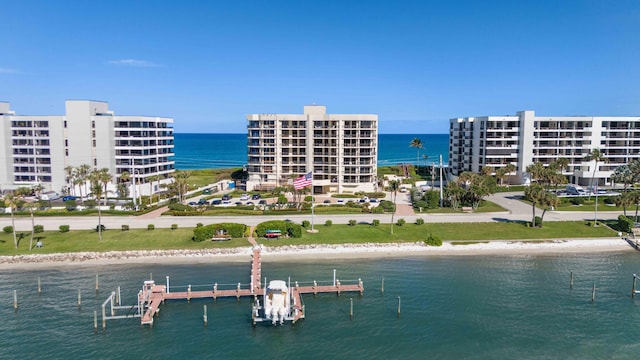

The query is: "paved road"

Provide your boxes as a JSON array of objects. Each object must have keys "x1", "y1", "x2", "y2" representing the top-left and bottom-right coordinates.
[{"x1": 1, "y1": 191, "x2": 622, "y2": 231}]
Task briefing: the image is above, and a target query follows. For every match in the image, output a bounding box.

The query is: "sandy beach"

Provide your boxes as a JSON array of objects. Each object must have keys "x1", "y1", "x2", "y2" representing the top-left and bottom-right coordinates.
[{"x1": 0, "y1": 237, "x2": 634, "y2": 270}]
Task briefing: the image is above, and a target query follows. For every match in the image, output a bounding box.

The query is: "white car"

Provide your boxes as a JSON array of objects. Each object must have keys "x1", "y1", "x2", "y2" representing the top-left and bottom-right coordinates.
[{"x1": 240, "y1": 194, "x2": 250, "y2": 201}]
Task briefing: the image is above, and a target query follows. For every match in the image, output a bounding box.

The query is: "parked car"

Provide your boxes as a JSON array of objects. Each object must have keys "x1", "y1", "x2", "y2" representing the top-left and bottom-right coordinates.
[
  {"x1": 202, "y1": 188, "x2": 212, "y2": 194},
  {"x1": 251, "y1": 194, "x2": 261, "y2": 200},
  {"x1": 62, "y1": 195, "x2": 77, "y2": 201},
  {"x1": 188, "y1": 201, "x2": 197, "y2": 206},
  {"x1": 337, "y1": 199, "x2": 345, "y2": 204},
  {"x1": 211, "y1": 199, "x2": 221, "y2": 205},
  {"x1": 246, "y1": 201, "x2": 254, "y2": 206},
  {"x1": 235, "y1": 201, "x2": 243, "y2": 206},
  {"x1": 369, "y1": 198, "x2": 378, "y2": 203},
  {"x1": 323, "y1": 200, "x2": 331, "y2": 204},
  {"x1": 258, "y1": 200, "x2": 267, "y2": 205},
  {"x1": 240, "y1": 194, "x2": 250, "y2": 201},
  {"x1": 222, "y1": 194, "x2": 231, "y2": 201}
]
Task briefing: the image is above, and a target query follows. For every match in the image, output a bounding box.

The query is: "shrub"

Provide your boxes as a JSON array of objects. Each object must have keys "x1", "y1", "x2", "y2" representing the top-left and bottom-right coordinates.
[
  {"x1": 379, "y1": 200, "x2": 395, "y2": 212},
  {"x1": 618, "y1": 215, "x2": 634, "y2": 233},
  {"x1": 96, "y1": 224, "x2": 106, "y2": 232},
  {"x1": 196, "y1": 223, "x2": 203, "y2": 228},
  {"x1": 302, "y1": 220, "x2": 310, "y2": 228},
  {"x1": 171, "y1": 224, "x2": 178, "y2": 230},
  {"x1": 415, "y1": 218, "x2": 425, "y2": 225},
  {"x1": 372, "y1": 219, "x2": 380, "y2": 226},
  {"x1": 325, "y1": 220, "x2": 332, "y2": 227},
  {"x1": 570, "y1": 197, "x2": 584, "y2": 206},
  {"x1": 168, "y1": 203, "x2": 190, "y2": 211},
  {"x1": 414, "y1": 200, "x2": 428, "y2": 211},
  {"x1": 532, "y1": 216, "x2": 542, "y2": 228},
  {"x1": 59, "y1": 225, "x2": 70, "y2": 233},
  {"x1": 397, "y1": 218, "x2": 406, "y2": 226},
  {"x1": 254, "y1": 220, "x2": 300, "y2": 239},
  {"x1": 304, "y1": 195, "x2": 313, "y2": 202},
  {"x1": 348, "y1": 219, "x2": 357, "y2": 226},
  {"x1": 121, "y1": 225, "x2": 130, "y2": 231},
  {"x1": 604, "y1": 198, "x2": 614, "y2": 205},
  {"x1": 34, "y1": 225, "x2": 44, "y2": 233},
  {"x1": 425, "y1": 234, "x2": 442, "y2": 246},
  {"x1": 147, "y1": 224, "x2": 155, "y2": 230},
  {"x1": 193, "y1": 223, "x2": 245, "y2": 242},
  {"x1": 3, "y1": 226, "x2": 13, "y2": 234}
]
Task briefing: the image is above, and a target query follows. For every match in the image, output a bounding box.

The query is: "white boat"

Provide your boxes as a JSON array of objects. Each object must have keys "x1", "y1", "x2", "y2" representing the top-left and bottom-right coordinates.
[{"x1": 253, "y1": 280, "x2": 290, "y2": 325}]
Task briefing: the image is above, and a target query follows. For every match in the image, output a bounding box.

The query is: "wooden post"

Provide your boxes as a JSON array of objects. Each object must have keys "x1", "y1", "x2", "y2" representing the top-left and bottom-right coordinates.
[
  {"x1": 116, "y1": 286, "x2": 121, "y2": 306},
  {"x1": 102, "y1": 304, "x2": 106, "y2": 329},
  {"x1": 397, "y1": 296, "x2": 401, "y2": 318},
  {"x1": 95, "y1": 274, "x2": 99, "y2": 292},
  {"x1": 166, "y1": 276, "x2": 170, "y2": 294},
  {"x1": 350, "y1": 298, "x2": 353, "y2": 320},
  {"x1": 592, "y1": 283, "x2": 596, "y2": 303},
  {"x1": 150, "y1": 272, "x2": 153, "y2": 281},
  {"x1": 37, "y1": 276, "x2": 42, "y2": 294},
  {"x1": 570, "y1": 272, "x2": 574, "y2": 289},
  {"x1": 213, "y1": 283, "x2": 217, "y2": 301},
  {"x1": 313, "y1": 280, "x2": 317, "y2": 296},
  {"x1": 203, "y1": 305, "x2": 208, "y2": 325},
  {"x1": 359, "y1": 278, "x2": 364, "y2": 295},
  {"x1": 381, "y1": 276, "x2": 384, "y2": 295},
  {"x1": 633, "y1": 274, "x2": 637, "y2": 298},
  {"x1": 237, "y1": 283, "x2": 241, "y2": 301},
  {"x1": 13, "y1": 290, "x2": 17, "y2": 310},
  {"x1": 78, "y1": 289, "x2": 82, "y2": 308},
  {"x1": 187, "y1": 285, "x2": 191, "y2": 303},
  {"x1": 94, "y1": 310, "x2": 98, "y2": 330}
]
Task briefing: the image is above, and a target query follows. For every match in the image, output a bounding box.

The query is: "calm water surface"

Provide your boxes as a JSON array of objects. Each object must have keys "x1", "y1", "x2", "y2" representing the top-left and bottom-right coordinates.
[{"x1": 2, "y1": 253, "x2": 640, "y2": 359}]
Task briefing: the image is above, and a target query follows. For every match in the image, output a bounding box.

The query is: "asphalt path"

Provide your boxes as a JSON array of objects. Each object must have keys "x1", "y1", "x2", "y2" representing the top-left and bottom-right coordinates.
[{"x1": 1, "y1": 192, "x2": 623, "y2": 231}]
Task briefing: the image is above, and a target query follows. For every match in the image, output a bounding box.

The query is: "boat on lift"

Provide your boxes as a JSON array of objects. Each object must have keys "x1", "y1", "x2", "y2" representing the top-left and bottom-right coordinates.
[{"x1": 252, "y1": 280, "x2": 291, "y2": 325}]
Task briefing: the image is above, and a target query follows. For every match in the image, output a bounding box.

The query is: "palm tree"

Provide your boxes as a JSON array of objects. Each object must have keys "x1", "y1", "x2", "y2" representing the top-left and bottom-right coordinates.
[
  {"x1": 585, "y1": 148, "x2": 607, "y2": 225},
  {"x1": 503, "y1": 163, "x2": 516, "y2": 186},
  {"x1": 526, "y1": 162, "x2": 547, "y2": 185},
  {"x1": 388, "y1": 180, "x2": 399, "y2": 234},
  {"x1": 75, "y1": 164, "x2": 92, "y2": 204},
  {"x1": 6, "y1": 193, "x2": 19, "y2": 249},
  {"x1": 409, "y1": 138, "x2": 424, "y2": 167},
  {"x1": 148, "y1": 175, "x2": 159, "y2": 204},
  {"x1": 612, "y1": 164, "x2": 633, "y2": 193},
  {"x1": 89, "y1": 168, "x2": 113, "y2": 240},
  {"x1": 64, "y1": 165, "x2": 76, "y2": 196},
  {"x1": 524, "y1": 183, "x2": 547, "y2": 227}
]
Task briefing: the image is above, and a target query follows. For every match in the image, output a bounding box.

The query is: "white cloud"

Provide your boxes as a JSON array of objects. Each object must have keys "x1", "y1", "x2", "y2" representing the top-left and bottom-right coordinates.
[
  {"x1": 108, "y1": 59, "x2": 165, "y2": 68},
  {"x1": 0, "y1": 67, "x2": 19, "y2": 74}
]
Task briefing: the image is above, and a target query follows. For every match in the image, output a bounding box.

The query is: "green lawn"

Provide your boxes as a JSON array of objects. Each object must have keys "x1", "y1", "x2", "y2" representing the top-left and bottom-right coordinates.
[
  {"x1": 0, "y1": 220, "x2": 617, "y2": 256},
  {"x1": 0, "y1": 228, "x2": 249, "y2": 256},
  {"x1": 255, "y1": 220, "x2": 616, "y2": 246}
]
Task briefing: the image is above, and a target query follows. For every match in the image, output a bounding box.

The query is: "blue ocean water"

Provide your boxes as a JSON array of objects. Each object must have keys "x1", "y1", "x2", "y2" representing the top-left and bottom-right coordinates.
[
  {"x1": 174, "y1": 133, "x2": 449, "y2": 170},
  {"x1": 2, "y1": 253, "x2": 640, "y2": 359}
]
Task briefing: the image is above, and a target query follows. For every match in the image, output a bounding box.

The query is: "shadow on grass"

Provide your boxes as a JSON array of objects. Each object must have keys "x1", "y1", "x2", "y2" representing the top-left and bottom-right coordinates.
[{"x1": 492, "y1": 218, "x2": 530, "y2": 226}]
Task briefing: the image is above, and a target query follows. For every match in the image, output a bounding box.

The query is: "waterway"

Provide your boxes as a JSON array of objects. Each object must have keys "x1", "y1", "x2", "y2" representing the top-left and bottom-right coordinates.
[{"x1": 2, "y1": 252, "x2": 640, "y2": 359}]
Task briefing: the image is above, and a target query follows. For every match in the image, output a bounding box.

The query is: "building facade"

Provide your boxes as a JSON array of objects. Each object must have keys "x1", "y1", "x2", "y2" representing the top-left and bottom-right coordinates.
[
  {"x1": 0, "y1": 100, "x2": 175, "y2": 196},
  {"x1": 246, "y1": 105, "x2": 378, "y2": 194},
  {"x1": 449, "y1": 110, "x2": 640, "y2": 186}
]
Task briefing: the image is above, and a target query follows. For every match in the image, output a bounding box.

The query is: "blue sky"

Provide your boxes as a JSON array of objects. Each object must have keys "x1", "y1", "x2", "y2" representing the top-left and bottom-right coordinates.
[{"x1": 1, "y1": 0, "x2": 639, "y2": 134}]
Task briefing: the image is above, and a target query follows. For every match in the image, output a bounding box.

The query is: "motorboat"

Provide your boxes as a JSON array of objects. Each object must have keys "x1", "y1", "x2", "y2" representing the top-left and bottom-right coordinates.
[{"x1": 253, "y1": 280, "x2": 291, "y2": 325}]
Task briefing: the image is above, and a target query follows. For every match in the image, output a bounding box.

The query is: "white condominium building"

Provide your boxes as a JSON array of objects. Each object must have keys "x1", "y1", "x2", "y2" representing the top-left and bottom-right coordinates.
[
  {"x1": 0, "y1": 100, "x2": 175, "y2": 195},
  {"x1": 449, "y1": 110, "x2": 640, "y2": 186},
  {"x1": 246, "y1": 105, "x2": 378, "y2": 194}
]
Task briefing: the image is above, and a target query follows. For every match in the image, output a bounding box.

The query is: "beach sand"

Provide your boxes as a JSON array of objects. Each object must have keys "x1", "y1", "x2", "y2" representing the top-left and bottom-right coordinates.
[{"x1": 0, "y1": 238, "x2": 634, "y2": 270}]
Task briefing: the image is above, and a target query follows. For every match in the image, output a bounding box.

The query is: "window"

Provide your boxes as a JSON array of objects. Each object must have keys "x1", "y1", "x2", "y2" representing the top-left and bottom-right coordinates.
[
  {"x1": 65, "y1": 149, "x2": 69, "y2": 156},
  {"x1": 92, "y1": 120, "x2": 95, "y2": 128},
  {"x1": 65, "y1": 139, "x2": 68, "y2": 146},
  {"x1": 93, "y1": 159, "x2": 97, "y2": 166},
  {"x1": 92, "y1": 139, "x2": 96, "y2": 147},
  {"x1": 64, "y1": 120, "x2": 67, "y2": 128}
]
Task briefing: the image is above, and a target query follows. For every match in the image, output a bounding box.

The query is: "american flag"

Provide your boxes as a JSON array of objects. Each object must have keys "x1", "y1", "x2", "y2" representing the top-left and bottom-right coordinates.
[{"x1": 294, "y1": 172, "x2": 313, "y2": 190}]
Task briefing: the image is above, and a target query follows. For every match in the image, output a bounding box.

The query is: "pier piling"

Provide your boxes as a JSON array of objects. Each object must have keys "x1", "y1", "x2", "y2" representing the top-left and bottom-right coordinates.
[
  {"x1": 203, "y1": 305, "x2": 208, "y2": 325},
  {"x1": 78, "y1": 289, "x2": 82, "y2": 308},
  {"x1": 592, "y1": 283, "x2": 596, "y2": 303},
  {"x1": 350, "y1": 298, "x2": 353, "y2": 320},
  {"x1": 397, "y1": 296, "x2": 401, "y2": 318},
  {"x1": 13, "y1": 290, "x2": 17, "y2": 310},
  {"x1": 381, "y1": 276, "x2": 384, "y2": 295},
  {"x1": 37, "y1": 276, "x2": 42, "y2": 294},
  {"x1": 633, "y1": 274, "x2": 637, "y2": 298},
  {"x1": 95, "y1": 275, "x2": 99, "y2": 292},
  {"x1": 570, "y1": 272, "x2": 573, "y2": 289},
  {"x1": 94, "y1": 311, "x2": 98, "y2": 330}
]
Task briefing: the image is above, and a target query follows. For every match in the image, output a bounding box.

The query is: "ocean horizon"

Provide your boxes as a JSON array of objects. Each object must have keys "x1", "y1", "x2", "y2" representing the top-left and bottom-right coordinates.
[{"x1": 174, "y1": 133, "x2": 449, "y2": 170}]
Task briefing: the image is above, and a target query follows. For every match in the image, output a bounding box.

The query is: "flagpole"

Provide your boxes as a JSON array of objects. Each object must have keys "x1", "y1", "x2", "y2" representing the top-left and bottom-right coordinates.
[{"x1": 311, "y1": 173, "x2": 315, "y2": 231}]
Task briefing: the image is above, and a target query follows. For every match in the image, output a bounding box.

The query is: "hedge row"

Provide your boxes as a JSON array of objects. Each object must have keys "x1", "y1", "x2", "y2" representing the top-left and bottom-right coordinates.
[
  {"x1": 255, "y1": 220, "x2": 302, "y2": 238},
  {"x1": 192, "y1": 223, "x2": 246, "y2": 242}
]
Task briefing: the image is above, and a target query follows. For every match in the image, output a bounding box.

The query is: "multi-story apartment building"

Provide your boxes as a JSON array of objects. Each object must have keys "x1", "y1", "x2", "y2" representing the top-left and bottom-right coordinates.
[
  {"x1": 449, "y1": 110, "x2": 640, "y2": 186},
  {"x1": 246, "y1": 105, "x2": 378, "y2": 194},
  {"x1": 0, "y1": 100, "x2": 174, "y2": 196}
]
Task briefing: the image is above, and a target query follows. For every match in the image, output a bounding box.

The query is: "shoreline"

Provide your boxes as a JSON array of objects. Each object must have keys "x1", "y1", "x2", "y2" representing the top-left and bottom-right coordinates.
[{"x1": 0, "y1": 238, "x2": 634, "y2": 270}]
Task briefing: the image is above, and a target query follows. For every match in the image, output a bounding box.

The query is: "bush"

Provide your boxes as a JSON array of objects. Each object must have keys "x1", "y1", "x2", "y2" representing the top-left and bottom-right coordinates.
[
  {"x1": 348, "y1": 219, "x2": 357, "y2": 226},
  {"x1": 3, "y1": 226, "x2": 13, "y2": 234},
  {"x1": 533, "y1": 216, "x2": 542, "y2": 227},
  {"x1": 59, "y1": 225, "x2": 70, "y2": 233},
  {"x1": 34, "y1": 225, "x2": 44, "y2": 233},
  {"x1": 147, "y1": 224, "x2": 155, "y2": 230},
  {"x1": 168, "y1": 203, "x2": 190, "y2": 211},
  {"x1": 304, "y1": 195, "x2": 313, "y2": 202},
  {"x1": 379, "y1": 200, "x2": 395, "y2": 212},
  {"x1": 425, "y1": 234, "x2": 442, "y2": 246},
  {"x1": 397, "y1": 218, "x2": 406, "y2": 226},
  {"x1": 196, "y1": 223, "x2": 203, "y2": 228},
  {"x1": 570, "y1": 197, "x2": 584, "y2": 205},
  {"x1": 121, "y1": 225, "x2": 130, "y2": 231},
  {"x1": 171, "y1": 224, "x2": 178, "y2": 230},
  {"x1": 604, "y1": 198, "x2": 614, "y2": 205},
  {"x1": 193, "y1": 223, "x2": 247, "y2": 242},
  {"x1": 618, "y1": 215, "x2": 634, "y2": 233},
  {"x1": 254, "y1": 220, "x2": 301, "y2": 239},
  {"x1": 325, "y1": 220, "x2": 332, "y2": 227},
  {"x1": 302, "y1": 220, "x2": 310, "y2": 228},
  {"x1": 96, "y1": 224, "x2": 106, "y2": 232},
  {"x1": 414, "y1": 200, "x2": 428, "y2": 211},
  {"x1": 372, "y1": 219, "x2": 380, "y2": 226},
  {"x1": 415, "y1": 218, "x2": 425, "y2": 225}
]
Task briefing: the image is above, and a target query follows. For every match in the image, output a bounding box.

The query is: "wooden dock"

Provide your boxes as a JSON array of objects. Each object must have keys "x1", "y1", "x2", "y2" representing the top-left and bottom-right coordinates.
[{"x1": 134, "y1": 247, "x2": 363, "y2": 327}]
